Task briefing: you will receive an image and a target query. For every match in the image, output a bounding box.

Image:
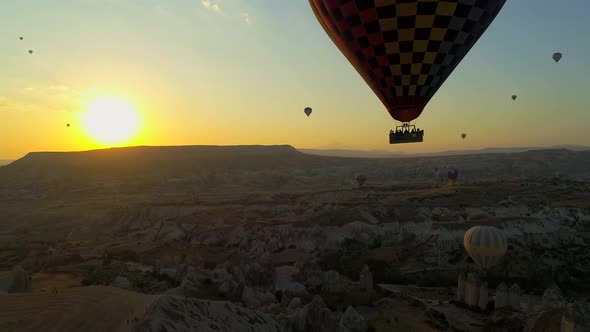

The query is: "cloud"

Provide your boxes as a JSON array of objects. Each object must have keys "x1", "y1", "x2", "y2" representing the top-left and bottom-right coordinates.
[
  {"x1": 7, "y1": 84, "x2": 95, "y2": 114},
  {"x1": 201, "y1": 0, "x2": 221, "y2": 13},
  {"x1": 201, "y1": 1, "x2": 250, "y2": 25},
  {"x1": 241, "y1": 13, "x2": 251, "y2": 25},
  {"x1": 0, "y1": 96, "x2": 48, "y2": 113},
  {"x1": 20, "y1": 84, "x2": 78, "y2": 104}
]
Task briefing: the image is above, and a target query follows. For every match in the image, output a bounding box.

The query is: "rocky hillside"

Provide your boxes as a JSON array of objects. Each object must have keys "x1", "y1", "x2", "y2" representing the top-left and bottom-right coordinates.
[
  {"x1": 1, "y1": 145, "x2": 589, "y2": 331},
  {"x1": 1, "y1": 146, "x2": 589, "y2": 195}
]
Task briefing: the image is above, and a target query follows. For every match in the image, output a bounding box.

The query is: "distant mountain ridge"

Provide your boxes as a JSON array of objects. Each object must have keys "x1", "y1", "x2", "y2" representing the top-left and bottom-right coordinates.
[
  {"x1": 3, "y1": 144, "x2": 589, "y2": 166},
  {"x1": 1, "y1": 144, "x2": 589, "y2": 192},
  {"x1": 298, "y1": 149, "x2": 406, "y2": 158},
  {"x1": 0, "y1": 145, "x2": 311, "y2": 185},
  {"x1": 300, "y1": 145, "x2": 590, "y2": 158}
]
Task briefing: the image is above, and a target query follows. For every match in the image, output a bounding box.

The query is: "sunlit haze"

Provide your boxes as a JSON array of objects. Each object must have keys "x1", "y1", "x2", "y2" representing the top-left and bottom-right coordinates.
[{"x1": 1, "y1": 0, "x2": 589, "y2": 159}]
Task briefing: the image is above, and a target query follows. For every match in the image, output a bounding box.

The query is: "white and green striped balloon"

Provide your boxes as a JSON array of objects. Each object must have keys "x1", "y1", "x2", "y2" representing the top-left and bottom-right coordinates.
[{"x1": 464, "y1": 226, "x2": 508, "y2": 270}]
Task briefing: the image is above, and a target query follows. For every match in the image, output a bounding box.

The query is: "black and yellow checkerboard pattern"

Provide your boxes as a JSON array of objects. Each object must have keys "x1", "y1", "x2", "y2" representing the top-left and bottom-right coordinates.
[
  {"x1": 310, "y1": 0, "x2": 506, "y2": 122},
  {"x1": 310, "y1": 0, "x2": 378, "y2": 101}
]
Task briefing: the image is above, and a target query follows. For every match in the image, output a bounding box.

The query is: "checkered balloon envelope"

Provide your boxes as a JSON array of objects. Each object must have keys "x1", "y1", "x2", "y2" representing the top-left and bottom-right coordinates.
[{"x1": 309, "y1": 0, "x2": 506, "y2": 123}]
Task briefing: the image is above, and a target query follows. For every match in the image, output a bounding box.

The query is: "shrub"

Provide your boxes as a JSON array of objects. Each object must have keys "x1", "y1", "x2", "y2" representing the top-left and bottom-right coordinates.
[
  {"x1": 204, "y1": 259, "x2": 217, "y2": 270},
  {"x1": 81, "y1": 277, "x2": 95, "y2": 286},
  {"x1": 340, "y1": 238, "x2": 369, "y2": 257},
  {"x1": 343, "y1": 290, "x2": 376, "y2": 306},
  {"x1": 102, "y1": 253, "x2": 113, "y2": 266},
  {"x1": 117, "y1": 249, "x2": 140, "y2": 262},
  {"x1": 275, "y1": 290, "x2": 283, "y2": 303},
  {"x1": 318, "y1": 251, "x2": 341, "y2": 271}
]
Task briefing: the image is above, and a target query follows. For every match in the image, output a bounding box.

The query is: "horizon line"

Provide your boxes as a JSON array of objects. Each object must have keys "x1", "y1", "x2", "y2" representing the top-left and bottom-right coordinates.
[{"x1": 2, "y1": 143, "x2": 588, "y2": 162}]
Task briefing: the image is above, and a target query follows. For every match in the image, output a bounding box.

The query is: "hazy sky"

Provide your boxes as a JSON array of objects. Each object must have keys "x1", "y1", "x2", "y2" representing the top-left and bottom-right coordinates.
[{"x1": 1, "y1": 0, "x2": 589, "y2": 159}]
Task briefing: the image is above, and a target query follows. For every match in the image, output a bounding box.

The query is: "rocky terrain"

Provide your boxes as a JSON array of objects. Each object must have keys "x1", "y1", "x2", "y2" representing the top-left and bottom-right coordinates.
[{"x1": 0, "y1": 145, "x2": 589, "y2": 331}]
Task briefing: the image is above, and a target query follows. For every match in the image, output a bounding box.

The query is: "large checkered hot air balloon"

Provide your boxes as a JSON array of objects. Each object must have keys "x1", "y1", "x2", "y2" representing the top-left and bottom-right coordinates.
[
  {"x1": 309, "y1": 0, "x2": 506, "y2": 144},
  {"x1": 464, "y1": 225, "x2": 507, "y2": 270}
]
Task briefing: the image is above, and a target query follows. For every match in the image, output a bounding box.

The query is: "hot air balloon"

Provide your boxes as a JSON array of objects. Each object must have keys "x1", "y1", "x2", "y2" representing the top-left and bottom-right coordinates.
[
  {"x1": 511, "y1": 95, "x2": 517, "y2": 101},
  {"x1": 309, "y1": 0, "x2": 507, "y2": 145},
  {"x1": 552, "y1": 52, "x2": 562, "y2": 63},
  {"x1": 448, "y1": 168, "x2": 458, "y2": 185},
  {"x1": 304, "y1": 107, "x2": 312, "y2": 117},
  {"x1": 66, "y1": 123, "x2": 70, "y2": 128},
  {"x1": 355, "y1": 174, "x2": 367, "y2": 188},
  {"x1": 19, "y1": 37, "x2": 23, "y2": 40},
  {"x1": 461, "y1": 133, "x2": 467, "y2": 140},
  {"x1": 463, "y1": 225, "x2": 507, "y2": 270},
  {"x1": 28, "y1": 50, "x2": 33, "y2": 54}
]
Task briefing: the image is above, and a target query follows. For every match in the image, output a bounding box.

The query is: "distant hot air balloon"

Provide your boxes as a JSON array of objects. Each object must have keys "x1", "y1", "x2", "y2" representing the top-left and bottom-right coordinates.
[
  {"x1": 448, "y1": 169, "x2": 458, "y2": 185},
  {"x1": 461, "y1": 133, "x2": 467, "y2": 140},
  {"x1": 304, "y1": 107, "x2": 312, "y2": 117},
  {"x1": 28, "y1": 50, "x2": 33, "y2": 54},
  {"x1": 19, "y1": 37, "x2": 23, "y2": 40},
  {"x1": 355, "y1": 174, "x2": 367, "y2": 188},
  {"x1": 448, "y1": 169, "x2": 458, "y2": 180},
  {"x1": 66, "y1": 123, "x2": 70, "y2": 128},
  {"x1": 511, "y1": 95, "x2": 517, "y2": 101},
  {"x1": 463, "y1": 225, "x2": 508, "y2": 270},
  {"x1": 552, "y1": 52, "x2": 562, "y2": 63},
  {"x1": 308, "y1": 0, "x2": 507, "y2": 136}
]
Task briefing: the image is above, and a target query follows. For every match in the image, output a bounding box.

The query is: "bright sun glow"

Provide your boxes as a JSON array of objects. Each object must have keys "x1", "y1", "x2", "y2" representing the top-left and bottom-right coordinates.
[{"x1": 81, "y1": 95, "x2": 141, "y2": 146}]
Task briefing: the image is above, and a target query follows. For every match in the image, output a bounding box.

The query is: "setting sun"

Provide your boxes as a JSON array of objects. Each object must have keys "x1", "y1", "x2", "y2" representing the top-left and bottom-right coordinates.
[{"x1": 80, "y1": 96, "x2": 141, "y2": 146}]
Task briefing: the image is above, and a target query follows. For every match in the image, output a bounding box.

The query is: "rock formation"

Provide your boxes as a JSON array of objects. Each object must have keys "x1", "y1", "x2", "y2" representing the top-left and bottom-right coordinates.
[
  {"x1": 563, "y1": 300, "x2": 590, "y2": 331},
  {"x1": 4, "y1": 265, "x2": 31, "y2": 293},
  {"x1": 478, "y1": 282, "x2": 488, "y2": 310},
  {"x1": 293, "y1": 296, "x2": 347, "y2": 332},
  {"x1": 110, "y1": 276, "x2": 132, "y2": 290},
  {"x1": 521, "y1": 293, "x2": 535, "y2": 313},
  {"x1": 241, "y1": 287, "x2": 277, "y2": 309},
  {"x1": 495, "y1": 283, "x2": 508, "y2": 310},
  {"x1": 509, "y1": 283, "x2": 521, "y2": 311},
  {"x1": 340, "y1": 306, "x2": 367, "y2": 332},
  {"x1": 287, "y1": 297, "x2": 302, "y2": 311},
  {"x1": 274, "y1": 266, "x2": 308, "y2": 298},
  {"x1": 359, "y1": 265, "x2": 373, "y2": 291},
  {"x1": 457, "y1": 272, "x2": 466, "y2": 303},
  {"x1": 464, "y1": 272, "x2": 480, "y2": 307},
  {"x1": 542, "y1": 283, "x2": 566, "y2": 310},
  {"x1": 322, "y1": 270, "x2": 349, "y2": 294},
  {"x1": 136, "y1": 296, "x2": 282, "y2": 332}
]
